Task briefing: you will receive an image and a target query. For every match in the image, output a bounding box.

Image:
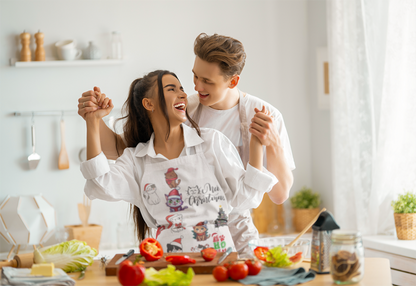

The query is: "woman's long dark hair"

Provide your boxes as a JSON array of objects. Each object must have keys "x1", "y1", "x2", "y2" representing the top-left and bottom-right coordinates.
[{"x1": 114, "y1": 70, "x2": 200, "y2": 242}]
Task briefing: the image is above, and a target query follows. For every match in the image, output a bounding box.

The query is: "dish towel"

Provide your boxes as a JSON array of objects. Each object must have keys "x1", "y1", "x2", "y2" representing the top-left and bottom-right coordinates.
[
  {"x1": 1, "y1": 269, "x2": 75, "y2": 286},
  {"x1": 238, "y1": 267, "x2": 316, "y2": 286}
]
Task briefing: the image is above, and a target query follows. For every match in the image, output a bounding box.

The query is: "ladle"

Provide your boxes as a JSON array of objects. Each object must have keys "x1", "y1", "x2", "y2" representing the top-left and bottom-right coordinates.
[{"x1": 28, "y1": 113, "x2": 41, "y2": 170}]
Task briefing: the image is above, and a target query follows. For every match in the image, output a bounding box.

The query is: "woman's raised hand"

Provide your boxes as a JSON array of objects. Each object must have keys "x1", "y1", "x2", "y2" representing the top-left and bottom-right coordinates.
[{"x1": 78, "y1": 86, "x2": 113, "y2": 120}]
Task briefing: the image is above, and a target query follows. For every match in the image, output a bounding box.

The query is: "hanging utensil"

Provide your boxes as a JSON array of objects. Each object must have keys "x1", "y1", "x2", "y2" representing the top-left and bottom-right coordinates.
[
  {"x1": 28, "y1": 113, "x2": 41, "y2": 170},
  {"x1": 58, "y1": 112, "x2": 69, "y2": 170}
]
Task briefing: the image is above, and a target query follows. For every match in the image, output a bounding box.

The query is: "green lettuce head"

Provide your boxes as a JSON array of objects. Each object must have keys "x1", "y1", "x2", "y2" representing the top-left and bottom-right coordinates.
[{"x1": 34, "y1": 239, "x2": 97, "y2": 272}]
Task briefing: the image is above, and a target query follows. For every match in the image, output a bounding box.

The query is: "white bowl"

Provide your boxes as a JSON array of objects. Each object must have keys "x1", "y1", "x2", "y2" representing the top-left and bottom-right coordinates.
[{"x1": 248, "y1": 237, "x2": 311, "y2": 263}]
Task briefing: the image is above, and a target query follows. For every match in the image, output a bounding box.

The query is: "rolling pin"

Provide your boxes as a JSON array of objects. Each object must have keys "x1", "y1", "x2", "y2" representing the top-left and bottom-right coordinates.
[{"x1": 0, "y1": 253, "x2": 34, "y2": 269}]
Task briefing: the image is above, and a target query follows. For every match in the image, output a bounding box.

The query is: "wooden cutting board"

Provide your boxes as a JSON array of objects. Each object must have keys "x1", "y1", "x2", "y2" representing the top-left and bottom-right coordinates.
[{"x1": 105, "y1": 251, "x2": 238, "y2": 276}]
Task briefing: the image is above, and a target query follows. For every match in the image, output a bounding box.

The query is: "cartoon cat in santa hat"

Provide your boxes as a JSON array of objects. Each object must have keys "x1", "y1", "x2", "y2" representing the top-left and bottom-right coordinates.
[
  {"x1": 165, "y1": 189, "x2": 188, "y2": 212},
  {"x1": 167, "y1": 236, "x2": 183, "y2": 253},
  {"x1": 165, "y1": 168, "x2": 181, "y2": 190},
  {"x1": 143, "y1": 183, "x2": 160, "y2": 205}
]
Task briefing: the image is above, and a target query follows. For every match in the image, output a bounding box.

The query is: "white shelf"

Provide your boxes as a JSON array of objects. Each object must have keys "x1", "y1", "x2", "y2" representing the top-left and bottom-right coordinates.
[{"x1": 9, "y1": 58, "x2": 123, "y2": 68}]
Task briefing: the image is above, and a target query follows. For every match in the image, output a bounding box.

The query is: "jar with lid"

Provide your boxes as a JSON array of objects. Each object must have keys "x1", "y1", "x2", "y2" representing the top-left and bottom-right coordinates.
[
  {"x1": 111, "y1": 31, "x2": 123, "y2": 59},
  {"x1": 330, "y1": 230, "x2": 364, "y2": 284}
]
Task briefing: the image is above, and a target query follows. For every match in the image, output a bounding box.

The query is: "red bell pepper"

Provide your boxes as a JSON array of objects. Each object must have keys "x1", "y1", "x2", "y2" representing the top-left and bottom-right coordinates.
[
  {"x1": 253, "y1": 246, "x2": 269, "y2": 262},
  {"x1": 165, "y1": 255, "x2": 196, "y2": 265},
  {"x1": 139, "y1": 238, "x2": 163, "y2": 261}
]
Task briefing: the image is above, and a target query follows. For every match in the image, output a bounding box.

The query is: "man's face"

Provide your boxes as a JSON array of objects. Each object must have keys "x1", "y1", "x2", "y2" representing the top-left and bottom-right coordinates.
[{"x1": 192, "y1": 56, "x2": 232, "y2": 110}]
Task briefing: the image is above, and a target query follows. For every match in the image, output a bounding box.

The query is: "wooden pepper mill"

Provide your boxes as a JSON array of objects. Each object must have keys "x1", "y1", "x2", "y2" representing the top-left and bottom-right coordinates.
[
  {"x1": 20, "y1": 30, "x2": 31, "y2": 62},
  {"x1": 34, "y1": 30, "x2": 45, "y2": 61}
]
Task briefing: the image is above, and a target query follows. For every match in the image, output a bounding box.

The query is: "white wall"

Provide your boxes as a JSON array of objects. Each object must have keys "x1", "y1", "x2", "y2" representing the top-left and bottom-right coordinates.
[{"x1": 0, "y1": 0, "x2": 329, "y2": 252}]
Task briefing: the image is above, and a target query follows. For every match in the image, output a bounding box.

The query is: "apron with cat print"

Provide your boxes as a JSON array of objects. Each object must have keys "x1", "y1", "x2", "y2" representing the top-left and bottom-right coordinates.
[{"x1": 140, "y1": 143, "x2": 236, "y2": 254}]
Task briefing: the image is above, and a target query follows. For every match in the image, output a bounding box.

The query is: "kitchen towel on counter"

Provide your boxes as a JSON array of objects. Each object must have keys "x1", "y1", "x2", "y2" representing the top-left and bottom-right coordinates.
[
  {"x1": 239, "y1": 266, "x2": 315, "y2": 286},
  {"x1": 1, "y1": 267, "x2": 75, "y2": 286}
]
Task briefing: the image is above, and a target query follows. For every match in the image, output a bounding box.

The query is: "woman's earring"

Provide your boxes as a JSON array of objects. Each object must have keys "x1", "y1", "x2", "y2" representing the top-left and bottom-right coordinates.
[{"x1": 152, "y1": 109, "x2": 154, "y2": 113}]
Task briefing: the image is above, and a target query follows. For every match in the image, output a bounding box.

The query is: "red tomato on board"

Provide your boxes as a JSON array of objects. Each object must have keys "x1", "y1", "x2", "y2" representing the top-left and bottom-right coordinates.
[
  {"x1": 289, "y1": 252, "x2": 303, "y2": 263},
  {"x1": 201, "y1": 247, "x2": 217, "y2": 262},
  {"x1": 117, "y1": 260, "x2": 145, "y2": 286},
  {"x1": 228, "y1": 263, "x2": 249, "y2": 280},
  {"x1": 245, "y1": 259, "x2": 262, "y2": 275},
  {"x1": 213, "y1": 265, "x2": 229, "y2": 282}
]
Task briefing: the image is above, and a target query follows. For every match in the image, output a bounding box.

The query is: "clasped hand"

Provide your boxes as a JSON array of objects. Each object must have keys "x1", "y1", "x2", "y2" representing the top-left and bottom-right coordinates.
[
  {"x1": 78, "y1": 86, "x2": 113, "y2": 120},
  {"x1": 249, "y1": 106, "x2": 280, "y2": 147}
]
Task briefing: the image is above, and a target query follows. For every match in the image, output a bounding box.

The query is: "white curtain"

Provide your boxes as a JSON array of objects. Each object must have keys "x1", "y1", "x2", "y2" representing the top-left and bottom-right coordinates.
[{"x1": 328, "y1": 0, "x2": 416, "y2": 235}]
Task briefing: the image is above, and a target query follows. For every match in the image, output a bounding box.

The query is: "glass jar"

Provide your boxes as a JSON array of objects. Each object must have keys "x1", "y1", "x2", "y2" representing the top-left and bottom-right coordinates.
[
  {"x1": 111, "y1": 31, "x2": 123, "y2": 59},
  {"x1": 330, "y1": 230, "x2": 364, "y2": 284}
]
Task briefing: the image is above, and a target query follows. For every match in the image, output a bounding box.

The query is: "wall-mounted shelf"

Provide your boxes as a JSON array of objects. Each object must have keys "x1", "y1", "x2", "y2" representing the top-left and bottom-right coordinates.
[{"x1": 9, "y1": 58, "x2": 123, "y2": 68}]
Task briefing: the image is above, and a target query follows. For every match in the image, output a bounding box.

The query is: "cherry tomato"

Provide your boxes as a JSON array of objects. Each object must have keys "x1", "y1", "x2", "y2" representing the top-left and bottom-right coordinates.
[
  {"x1": 228, "y1": 263, "x2": 249, "y2": 280},
  {"x1": 245, "y1": 259, "x2": 262, "y2": 275},
  {"x1": 117, "y1": 259, "x2": 145, "y2": 286},
  {"x1": 253, "y1": 246, "x2": 269, "y2": 262},
  {"x1": 213, "y1": 265, "x2": 229, "y2": 282},
  {"x1": 201, "y1": 247, "x2": 217, "y2": 262}
]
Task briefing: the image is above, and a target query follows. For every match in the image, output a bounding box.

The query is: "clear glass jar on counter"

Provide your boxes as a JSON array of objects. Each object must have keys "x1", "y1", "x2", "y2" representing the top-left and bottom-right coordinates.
[{"x1": 330, "y1": 230, "x2": 364, "y2": 284}]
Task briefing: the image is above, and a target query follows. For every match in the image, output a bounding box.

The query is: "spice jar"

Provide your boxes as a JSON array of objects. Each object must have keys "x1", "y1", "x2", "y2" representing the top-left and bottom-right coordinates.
[{"x1": 330, "y1": 230, "x2": 364, "y2": 284}]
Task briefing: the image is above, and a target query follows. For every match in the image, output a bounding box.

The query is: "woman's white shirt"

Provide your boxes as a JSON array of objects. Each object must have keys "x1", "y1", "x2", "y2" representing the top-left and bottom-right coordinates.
[{"x1": 80, "y1": 124, "x2": 277, "y2": 228}]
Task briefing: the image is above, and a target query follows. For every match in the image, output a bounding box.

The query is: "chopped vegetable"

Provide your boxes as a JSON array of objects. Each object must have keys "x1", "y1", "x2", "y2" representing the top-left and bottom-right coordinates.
[
  {"x1": 265, "y1": 246, "x2": 292, "y2": 268},
  {"x1": 144, "y1": 264, "x2": 194, "y2": 286},
  {"x1": 140, "y1": 238, "x2": 163, "y2": 261},
  {"x1": 289, "y1": 252, "x2": 303, "y2": 264},
  {"x1": 33, "y1": 240, "x2": 97, "y2": 273},
  {"x1": 253, "y1": 246, "x2": 269, "y2": 261},
  {"x1": 166, "y1": 255, "x2": 196, "y2": 265},
  {"x1": 201, "y1": 247, "x2": 217, "y2": 262}
]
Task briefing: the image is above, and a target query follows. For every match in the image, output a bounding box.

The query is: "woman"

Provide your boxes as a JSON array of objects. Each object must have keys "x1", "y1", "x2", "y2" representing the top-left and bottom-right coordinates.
[
  {"x1": 80, "y1": 70, "x2": 277, "y2": 253},
  {"x1": 78, "y1": 33, "x2": 295, "y2": 255}
]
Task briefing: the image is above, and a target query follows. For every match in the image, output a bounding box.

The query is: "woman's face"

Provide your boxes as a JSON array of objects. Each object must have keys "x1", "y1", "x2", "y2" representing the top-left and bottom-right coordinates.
[
  {"x1": 192, "y1": 56, "x2": 232, "y2": 110},
  {"x1": 157, "y1": 74, "x2": 188, "y2": 125}
]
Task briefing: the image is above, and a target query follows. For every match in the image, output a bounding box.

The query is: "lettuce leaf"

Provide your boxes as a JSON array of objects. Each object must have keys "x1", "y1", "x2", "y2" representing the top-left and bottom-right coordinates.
[
  {"x1": 33, "y1": 240, "x2": 97, "y2": 272},
  {"x1": 265, "y1": 246, "x2": 292, "y2": 268},
  {"x1": 144, "y1": 265, "x2": 194, "y2": 286}
]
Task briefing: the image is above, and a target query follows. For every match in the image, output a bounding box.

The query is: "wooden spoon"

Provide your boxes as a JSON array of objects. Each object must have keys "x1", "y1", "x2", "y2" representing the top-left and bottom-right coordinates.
[
  {"x1": 58, "y1": 119, "x2": 69, "y2": 170},
  {"x1": 284, "y1": 207, "x2": 326, "y2": 252}
]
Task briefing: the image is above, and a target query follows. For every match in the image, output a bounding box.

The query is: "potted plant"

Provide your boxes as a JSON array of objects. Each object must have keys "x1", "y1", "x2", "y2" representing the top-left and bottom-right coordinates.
[
  {"x1": 391, "y1": 191, "x2": 416, "y2": 240},
  {"x1": 290, "y1": 186, "x2": 321, "y2": 232}
]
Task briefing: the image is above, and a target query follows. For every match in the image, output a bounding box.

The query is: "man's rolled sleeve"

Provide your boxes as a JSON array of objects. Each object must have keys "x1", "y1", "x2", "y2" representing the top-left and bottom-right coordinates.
[
  {"x1": 244, "y1": 163, "x2": 278, "y2": 193},
  {"x1": 80, "y1": 152, "x2": 110, "y2": 180}
]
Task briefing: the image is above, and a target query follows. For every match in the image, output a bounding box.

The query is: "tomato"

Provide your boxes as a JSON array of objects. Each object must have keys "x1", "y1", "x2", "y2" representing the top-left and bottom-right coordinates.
[
  {"x1": 289, "y1": 252, "x2": 303, "y2": 263},
  {"x1": 201, "y1": 247, "x2": 217, "y2": 262},
  {"x1": 165, "y1": 255, "x2": 196, "y2": 265},
  {"x1": 253, "y1": 246, "x2": 269, "y2": 261},
  {"x1": 213, "y1": 265, "x2": 229, "y2": 282},
  {"x1": 228, "y1": 263, "x2": 249, "y2": 280},
  {"x1": 245, "y1": 259, "x2": 262, "y2": 276},
  {"x1": 117, "y1": 259, "x2": 145, "y2": 286}
]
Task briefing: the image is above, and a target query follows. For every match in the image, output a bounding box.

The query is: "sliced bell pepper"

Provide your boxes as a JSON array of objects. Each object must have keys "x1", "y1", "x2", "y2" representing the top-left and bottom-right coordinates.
[
  {"x1": 165, "y1": 255, "x2": 196, "y2": 265},
  {"x1": 253, "y1": 246, "x2": 269, "y2": 261},
  {"x1": 140, "y1": 238, "x2": 163, "y2": 261}
]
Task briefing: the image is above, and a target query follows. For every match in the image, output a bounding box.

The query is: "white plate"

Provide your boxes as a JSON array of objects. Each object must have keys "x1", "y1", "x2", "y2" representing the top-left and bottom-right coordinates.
[{"x1": 3, "y1": 267, "x2": 69, "y2": 283}]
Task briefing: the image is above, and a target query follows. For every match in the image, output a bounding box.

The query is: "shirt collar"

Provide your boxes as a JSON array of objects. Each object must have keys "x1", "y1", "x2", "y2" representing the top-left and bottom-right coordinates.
[{"x1": 134, "y1": 124, "x2": 204, "y2": 158}]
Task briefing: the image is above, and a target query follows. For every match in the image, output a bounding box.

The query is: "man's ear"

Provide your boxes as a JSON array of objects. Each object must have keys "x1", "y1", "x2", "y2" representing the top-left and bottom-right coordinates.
[
  {"x1": 142, "y1": 98, "x2": 155, "y2": 112},
  {"x1": 229, "y1": 75, "x2": 240, "y2": 89}
]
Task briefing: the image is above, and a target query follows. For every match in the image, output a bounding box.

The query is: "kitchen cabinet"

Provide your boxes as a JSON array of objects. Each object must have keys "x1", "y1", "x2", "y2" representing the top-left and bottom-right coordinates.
[{"x1": 9, "y1": 58, "x2": 123, "y2": 68}]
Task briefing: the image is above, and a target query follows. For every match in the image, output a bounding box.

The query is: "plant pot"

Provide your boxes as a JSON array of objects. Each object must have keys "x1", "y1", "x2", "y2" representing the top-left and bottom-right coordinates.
[
  {"x1": 394, "y1": 213, "x2": 416, "y2": 240},
  {"x1": 292, "y1": 208, "x2": 320, "y2": 232},
  {"x1": 65, "y1": 224, "x2": 103, "y2": 251}
]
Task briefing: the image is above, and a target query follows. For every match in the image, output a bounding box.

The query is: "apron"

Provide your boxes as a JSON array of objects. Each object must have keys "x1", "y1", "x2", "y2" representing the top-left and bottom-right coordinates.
[
  {"x1": 193, "y1": 89, "x2": 250, "y2": 168},
  {"x1": 140, "y1": 143, "x2": 236, "y2": 254}
]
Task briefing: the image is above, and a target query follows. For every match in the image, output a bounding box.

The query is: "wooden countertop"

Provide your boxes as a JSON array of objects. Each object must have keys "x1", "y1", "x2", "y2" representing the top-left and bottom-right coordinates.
[{"x1": 71, "y1": 257, "x2": 391, "y2": 285}]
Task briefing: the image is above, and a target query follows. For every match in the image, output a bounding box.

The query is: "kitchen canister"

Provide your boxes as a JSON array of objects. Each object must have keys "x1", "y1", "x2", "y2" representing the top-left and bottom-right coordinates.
[
  {"x1": 84, "y1": 41, "x2": 102, "y2": 60},
  {"x1": 330, "y1": 230, "x2": 364, "y2": 284}
]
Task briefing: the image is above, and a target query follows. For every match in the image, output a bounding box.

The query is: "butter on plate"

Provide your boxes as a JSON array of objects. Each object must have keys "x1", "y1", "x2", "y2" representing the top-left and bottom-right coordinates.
[{"x1": 30, "y1": 263, "x2": 55, "y2": 277}]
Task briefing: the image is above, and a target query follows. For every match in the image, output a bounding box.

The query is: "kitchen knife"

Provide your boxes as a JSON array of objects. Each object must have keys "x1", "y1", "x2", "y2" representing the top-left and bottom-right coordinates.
[
  {"x1": 217, "y1": 247, "x2": 233, "y2": 264},
  {"x1": 115, "y1": 249, "x2": 135, "y2": 265}
]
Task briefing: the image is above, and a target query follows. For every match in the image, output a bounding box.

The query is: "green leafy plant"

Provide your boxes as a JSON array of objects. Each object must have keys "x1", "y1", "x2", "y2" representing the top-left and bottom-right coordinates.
[
  {"x1": 290, "y1": 186, "x2": 321, "y2": 209},
  {"x1": 391, "y1": 191, "x2": 416, "y2": 214}
]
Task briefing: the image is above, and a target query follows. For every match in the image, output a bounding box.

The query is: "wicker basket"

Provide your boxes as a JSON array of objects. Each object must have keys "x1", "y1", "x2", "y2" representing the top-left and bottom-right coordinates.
[
  {"x1": 394, "y1": 213, "x2": 416, "y2": 240},
  {"x1": 292, "y1": 208, "x2": 320, "y2": 233}
]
